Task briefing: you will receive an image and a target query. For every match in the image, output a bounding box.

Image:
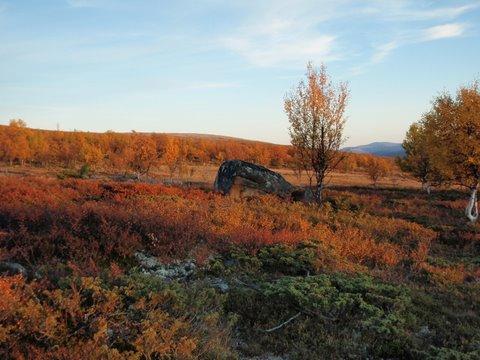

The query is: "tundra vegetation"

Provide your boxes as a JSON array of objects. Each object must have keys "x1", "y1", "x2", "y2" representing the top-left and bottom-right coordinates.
[
  {"x1": 0, "y1": 70, "x2": 479, "y2": 359},
  {"x1": 0, "y1": 175, "x2": 479, "y2": 359}
]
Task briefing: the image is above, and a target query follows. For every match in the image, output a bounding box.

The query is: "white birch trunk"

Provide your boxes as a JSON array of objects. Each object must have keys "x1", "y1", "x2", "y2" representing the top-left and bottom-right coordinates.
[{"x1": 465, "y1": 185, "x2": 479, "y2": 223}]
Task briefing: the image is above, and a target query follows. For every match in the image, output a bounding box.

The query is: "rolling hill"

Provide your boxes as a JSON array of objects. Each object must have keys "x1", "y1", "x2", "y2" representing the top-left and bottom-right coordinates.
[{"x1": 343, "y1": 142, "x2": 405, "y2": 157}]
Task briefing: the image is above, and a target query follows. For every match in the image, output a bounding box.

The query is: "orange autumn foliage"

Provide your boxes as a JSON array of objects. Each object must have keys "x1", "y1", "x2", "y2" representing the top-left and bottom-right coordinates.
[
  {"x1": 0, "y1": 124, "x2": 397, "y2": 176},
  {"x1": 0, "y1": 176, "x2": 436, "y2": 277},
  {"x1": 0, "y1": 174, "x2": 478, "y2": 357},
  {"x1": 0, "y1": 275, "x2": 206, "y2": 359}
]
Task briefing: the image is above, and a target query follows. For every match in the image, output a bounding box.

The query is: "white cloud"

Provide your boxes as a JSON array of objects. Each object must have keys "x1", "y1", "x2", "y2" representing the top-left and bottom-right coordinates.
[
  {"x1": 363, "y1": 1, "x2": 479, "y2": 21},
  {"x1": 12, "y1": 0, "x2": 479, "y2": 75},
  {"x1": 422, "y1": 23, "x2": 466, "y2": 41},
  {"x1": 371, "y1": 41, "x2": 400, "y2": 64},
  {"x1": 349, "y1": 40, "x2": 400, "y2": 75},
  {"x1": 223, "y1": 34, "x2": 336, "y2": 67},
  {"x1": 417, "y1": 4, "x2": 478, "y2": 20},
  {"x1": 221, "y1": 1, "x2": 478, "y2": 69},
  {"x1": 372, "y1": 22, "x2": 466, "y2": 64},
  {"x1": 219, "y1": 0, "x2": 342, "y2": 67},
  {"x1": 404, "y1": 3, "x2": 479, "y2": 20},
  {"x1": 351, "y1": 21, "x2": 468, "y2": 76}
]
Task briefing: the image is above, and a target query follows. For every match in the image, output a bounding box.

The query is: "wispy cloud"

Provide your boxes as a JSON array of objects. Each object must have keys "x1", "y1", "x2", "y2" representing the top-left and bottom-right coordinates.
[
  {"x1": 5, "y1": 0, "x2": 480, "y2": 77},
  {"x1": 219, "y1": 0, "x2": 342, "y2": 67},
  {"x1": 351, "y1": 20, "x2": 468, "y2": 76},
  {"x1": 221, "y1": 1, "x2": 478, "y2": 69},
  {"x1": 223, "y1": 34, "x2": 336, "y2": 68},
  {"x1": 349, "y1": 0, "x2": 476, "y2": 76},
  {"x1": 360, "y1": 1, "x2": 479, "y2": 21},
  {"x1": 389, "y1": 3, "x2": 478, "y2": 21},
  {"x1": 416, "y1": 3, "x2": 478, "y2": 20},
  {"x1": 0, "y1": 37, "x2": 161, "y2": 65},
  {"x1": 373, "y1": 22, "x2": 467, "y2": 62},
  {"x1": 371, "y1": 41, "x2": 400, "y2": 64},
  {"x1": 422, "y1": 23, "x2": 466, "y2": 41}
]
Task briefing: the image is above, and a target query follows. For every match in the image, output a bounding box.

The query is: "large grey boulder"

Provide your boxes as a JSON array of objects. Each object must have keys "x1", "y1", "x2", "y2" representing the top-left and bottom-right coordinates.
[{"x1": 214, "y1": 160, "x2": 311, "y2": 202}]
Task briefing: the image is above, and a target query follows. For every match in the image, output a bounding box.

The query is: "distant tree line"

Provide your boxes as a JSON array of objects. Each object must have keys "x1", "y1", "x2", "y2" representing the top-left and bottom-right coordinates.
[
  {"x1": 0, "y1": 120, "x2": 395, "y2": 178},
  {"x1": 0, "y1": 122, "x2": 293, "y2": 173}
]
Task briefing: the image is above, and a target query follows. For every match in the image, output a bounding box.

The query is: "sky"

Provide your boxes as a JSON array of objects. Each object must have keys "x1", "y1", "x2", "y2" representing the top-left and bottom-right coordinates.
[{"x1": 0, "y1": 1, "x2": 479, "y2": 146}]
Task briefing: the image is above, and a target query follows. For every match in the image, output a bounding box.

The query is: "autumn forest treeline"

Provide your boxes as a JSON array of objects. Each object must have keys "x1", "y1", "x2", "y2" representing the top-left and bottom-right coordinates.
[{"x1": 0, "y1": 121, "x2": 396, "y2": 176}]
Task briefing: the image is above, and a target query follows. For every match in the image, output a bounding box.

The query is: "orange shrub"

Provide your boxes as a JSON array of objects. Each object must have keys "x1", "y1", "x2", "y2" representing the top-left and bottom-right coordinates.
[
  {"x1": 0, "y1": 176, "x2": 442, "y2": 276},
  {"x1": 0, "y1": 274, "x2": 226, "y2": 359}
]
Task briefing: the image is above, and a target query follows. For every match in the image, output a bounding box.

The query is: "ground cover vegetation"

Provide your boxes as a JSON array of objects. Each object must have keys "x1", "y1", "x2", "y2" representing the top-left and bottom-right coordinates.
[{"x1": 0, "y1": 176, "x2": 478, "y2": 359}]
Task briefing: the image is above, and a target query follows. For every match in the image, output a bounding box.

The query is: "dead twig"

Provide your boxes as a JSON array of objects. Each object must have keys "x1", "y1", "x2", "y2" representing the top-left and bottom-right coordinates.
[
  {"x1": 233, "y1": 277, "x2": 337, "y2": 323},
  {"x1": 261, "y1": 312, "x2": 302, "y2": 333}
]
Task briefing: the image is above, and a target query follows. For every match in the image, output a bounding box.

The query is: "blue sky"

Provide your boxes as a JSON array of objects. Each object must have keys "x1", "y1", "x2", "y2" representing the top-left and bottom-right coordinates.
[{"x1": 0, "y1": 0, "x2": 479, "y2": 146}]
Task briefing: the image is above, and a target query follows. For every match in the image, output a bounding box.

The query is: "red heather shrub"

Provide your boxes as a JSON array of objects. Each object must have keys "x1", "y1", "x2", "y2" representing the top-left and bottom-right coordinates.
[{"x1": 1, "y1": 176, "x2": 462, "y2": 281}]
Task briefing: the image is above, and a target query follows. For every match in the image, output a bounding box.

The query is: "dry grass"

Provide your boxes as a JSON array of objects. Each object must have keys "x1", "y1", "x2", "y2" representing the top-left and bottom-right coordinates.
[
  {"x1": 0, "y1": 163, "x2": 420, "y2": 189},
  {"x1": 153, "y1": 164, "x2": 420, "y2": 189}
]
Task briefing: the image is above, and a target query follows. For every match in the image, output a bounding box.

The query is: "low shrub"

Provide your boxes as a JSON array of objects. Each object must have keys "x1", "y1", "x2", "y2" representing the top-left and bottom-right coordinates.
[
  {"x1": 227, "y1": 273, "x2": 413, "y2": 359},
  {"x1": 0, "y1": 273, "x2": 235, "y2": 359}
]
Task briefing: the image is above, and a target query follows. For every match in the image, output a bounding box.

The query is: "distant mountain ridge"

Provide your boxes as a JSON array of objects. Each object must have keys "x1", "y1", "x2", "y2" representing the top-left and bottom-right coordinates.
[{"x1": 342, "y1": 142, "x2": 405, "y2": 157}]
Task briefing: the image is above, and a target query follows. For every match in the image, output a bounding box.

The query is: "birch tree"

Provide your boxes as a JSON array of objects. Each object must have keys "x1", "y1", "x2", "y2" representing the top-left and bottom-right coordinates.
[
  {"x1": 424, "y1": 82, "x2": 480, "y2": 222},
  {"x1": 284, "y1": 62, "x2": 349, "y2": 204},
  {"x1": 399, "y1": 121, "x2": 446, "y2": 194}
]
